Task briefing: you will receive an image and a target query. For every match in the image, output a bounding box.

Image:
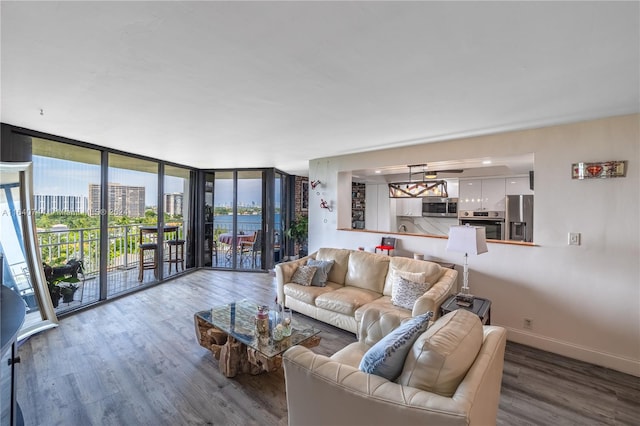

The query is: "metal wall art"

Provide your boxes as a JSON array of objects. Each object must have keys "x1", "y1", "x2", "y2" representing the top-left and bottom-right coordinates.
[{"x1": 572, "y1": 160, "x2": 627, "y2": 179}]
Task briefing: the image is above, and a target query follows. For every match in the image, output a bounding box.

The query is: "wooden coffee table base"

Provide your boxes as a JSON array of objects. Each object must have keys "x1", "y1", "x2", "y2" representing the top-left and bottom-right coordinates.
[{"x1": 194, "y1": 315, "x2": 320, "y2": 377}]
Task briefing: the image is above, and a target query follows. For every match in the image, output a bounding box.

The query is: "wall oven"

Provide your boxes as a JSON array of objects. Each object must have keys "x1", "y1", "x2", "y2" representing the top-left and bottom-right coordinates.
[
  {"x1": 458, "y1": 211, "x2": 505, "y2": 240},
  {"x1": 422, "y1": 197, "x2": 458, "y2": 217}
]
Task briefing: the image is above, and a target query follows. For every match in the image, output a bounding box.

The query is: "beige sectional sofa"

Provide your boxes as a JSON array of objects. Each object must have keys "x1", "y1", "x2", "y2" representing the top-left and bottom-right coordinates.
[
  {"x1": 275, "y1": 247, "x2": 458, "y2": 334},
  {"x1": 283, "y1": 308, "x2": 507, "y2": 426}
]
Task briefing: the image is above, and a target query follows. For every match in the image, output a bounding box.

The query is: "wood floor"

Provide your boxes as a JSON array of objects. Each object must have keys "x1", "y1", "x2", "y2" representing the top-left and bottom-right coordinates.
[{"x1": 15, "y1": 270, "x2": 639, "y2": 426}]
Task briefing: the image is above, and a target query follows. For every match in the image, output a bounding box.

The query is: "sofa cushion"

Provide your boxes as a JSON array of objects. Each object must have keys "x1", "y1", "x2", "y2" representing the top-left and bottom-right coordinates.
[
  {"x1": 354, "y1": 296, "x2": 413, "y2": 325},
  {"x1": 383, "y1": 258, "x2": 443, "y2": 296},
  {"x1": 284, "y1": 282, "x2": 341, "y2": 305},
  {"x1": 395, "y1": 309, "x2": 483, "y2": 397},
  {"x1": 344, "y1": 251, "x2": 390, "y2": 293},
  {"x1": 391, "y1": 275, "x2": 432, "y2": 310},
  {"x1": 315, "y1": 286, "x2": 381, "y2": 316},
  {"x1": 316, "y1": 248, "x2": 352, "y2": 284},
  {"x1": 306, "y1": 259, "x2": 334, "y2": 287},
  {"x1": 358, "y1": 312, "x2": 432, "y2": 381},
  {"x1": 291, "y1": 265, "x2": 318, "y2": 286}
]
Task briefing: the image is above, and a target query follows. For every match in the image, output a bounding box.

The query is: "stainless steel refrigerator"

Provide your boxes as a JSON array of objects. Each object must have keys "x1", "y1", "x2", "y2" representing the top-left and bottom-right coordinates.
[{"x1": 505, "y1": 195, "x2": 534, "y2": 242}]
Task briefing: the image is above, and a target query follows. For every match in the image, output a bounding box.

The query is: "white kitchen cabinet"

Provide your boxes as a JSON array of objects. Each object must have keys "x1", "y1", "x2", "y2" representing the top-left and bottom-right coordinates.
[
  {"x1": 459, "y1": 178, "x2": 506, "y2": 211},
  {"x1": 458, "y1": 179, "x2": 483, "y2": 210},
  {"x1": 365, "y1": 184, "x2": 391, "y2": 231},
  {"x1": 395, "y1": 198, "x2": 422, "y2": 217},
  {"x1": 505, "y1": 176, "x2": 534, "y2": 195},
  {"x1": 482, "y1": 178, "x2": 506, "y2": 211}
]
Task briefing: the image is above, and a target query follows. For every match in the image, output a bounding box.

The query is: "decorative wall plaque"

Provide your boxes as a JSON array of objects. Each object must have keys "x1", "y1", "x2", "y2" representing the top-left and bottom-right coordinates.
[{"x1": 572, "y1": 161, "x2": 627, "y2": 179}]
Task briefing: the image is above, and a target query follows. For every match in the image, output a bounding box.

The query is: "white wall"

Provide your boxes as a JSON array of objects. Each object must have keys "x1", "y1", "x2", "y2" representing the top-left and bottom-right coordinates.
[{"x1": 307, "y1": 114, "x2": 639, "y2": 376}]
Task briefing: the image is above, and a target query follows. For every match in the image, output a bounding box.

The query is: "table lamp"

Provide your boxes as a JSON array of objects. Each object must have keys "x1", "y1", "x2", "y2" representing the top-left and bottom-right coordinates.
[{"x1": 446, "y1": 224, "x2": 488, "y2": 306}]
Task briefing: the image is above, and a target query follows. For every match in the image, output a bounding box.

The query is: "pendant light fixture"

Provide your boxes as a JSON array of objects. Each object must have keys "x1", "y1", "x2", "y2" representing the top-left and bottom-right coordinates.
[{"x1": 387, "y1": 164, "x2": 449, "y2": 198}]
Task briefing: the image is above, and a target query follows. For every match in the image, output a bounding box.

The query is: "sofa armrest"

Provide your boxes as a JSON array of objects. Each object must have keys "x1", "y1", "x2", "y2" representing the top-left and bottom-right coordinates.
[
  {"x1": 452, "y1": 326, "x2": 507, "y2": 425},
  {"x1": 283, "y1": 345, "x2": 471, "y2": 426},
  {"x1": 275, "y1": 252, "x2": 316, "y2": 304},
  {"x1": 412, "y1": 268, "x2": 457, "y2": 318}
]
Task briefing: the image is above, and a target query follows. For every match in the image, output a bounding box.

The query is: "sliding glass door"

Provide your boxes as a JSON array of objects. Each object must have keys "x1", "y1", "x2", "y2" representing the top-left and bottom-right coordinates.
[
  {"x1": 205, "y1": 170, "x2": 277, "y2": 271},
  {"x1": 210, "y1": 170, "x2": 265, "y2": 270},
  {"x1": 236, "y1": 171, "x2": 264, "y2": 270}
]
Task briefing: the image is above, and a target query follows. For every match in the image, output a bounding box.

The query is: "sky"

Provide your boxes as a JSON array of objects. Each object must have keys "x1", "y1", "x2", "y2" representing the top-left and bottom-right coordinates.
[{"x1": 32, "y1": 156, "x2": 265, "y2": 206}]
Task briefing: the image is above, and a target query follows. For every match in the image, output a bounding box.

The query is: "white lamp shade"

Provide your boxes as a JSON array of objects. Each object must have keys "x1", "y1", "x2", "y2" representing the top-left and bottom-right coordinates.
[{"x1": 446, "y1": 225, "x2": 488, "y2": 255}]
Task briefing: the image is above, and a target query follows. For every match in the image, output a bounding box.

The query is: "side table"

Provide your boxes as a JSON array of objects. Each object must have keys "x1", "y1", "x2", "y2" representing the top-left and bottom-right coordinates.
[{"x1": 440, "y1": 294, "x2": 491, "y2": 325}]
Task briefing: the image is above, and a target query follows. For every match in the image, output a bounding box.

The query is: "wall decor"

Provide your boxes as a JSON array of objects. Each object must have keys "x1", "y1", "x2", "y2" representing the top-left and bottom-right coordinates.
[
  {"x1": 572, "y1": 160, "x2": 627, "y2": 179},
  {"x1": 320, "y1": 198, "x2": 333, "y2": 212}
]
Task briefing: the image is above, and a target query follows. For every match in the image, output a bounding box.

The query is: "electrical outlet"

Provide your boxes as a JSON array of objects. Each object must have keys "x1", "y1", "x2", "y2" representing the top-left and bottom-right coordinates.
[
  {"x1": 568, "y1": 232, "x2": 581, "y2": 245},
  {"x1": 523, "y1": 318, "x2": 533, "y2": 330}
]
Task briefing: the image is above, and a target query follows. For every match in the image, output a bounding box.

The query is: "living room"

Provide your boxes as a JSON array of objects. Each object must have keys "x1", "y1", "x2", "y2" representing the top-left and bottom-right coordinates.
[{"x1": 1, "y1": 1, "x2": 638, "y2": 425}]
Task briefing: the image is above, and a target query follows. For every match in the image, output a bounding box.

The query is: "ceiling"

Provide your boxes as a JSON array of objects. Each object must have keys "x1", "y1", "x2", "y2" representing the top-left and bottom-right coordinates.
[{"x1": 1, "y1": 2, "x2": 638, "y2": 176}]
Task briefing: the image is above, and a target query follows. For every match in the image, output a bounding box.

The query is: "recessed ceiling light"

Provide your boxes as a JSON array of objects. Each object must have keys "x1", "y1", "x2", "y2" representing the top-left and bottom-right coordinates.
[
  {"x1": 482, "y1": 160, "x2": 492, "y2": 165},
  {"x1": 375, "y1": 170, "x2": 382, "y2": 174}
]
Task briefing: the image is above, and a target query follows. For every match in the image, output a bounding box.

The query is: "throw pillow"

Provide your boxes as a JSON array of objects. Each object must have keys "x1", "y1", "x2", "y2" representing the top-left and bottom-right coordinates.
[
  {"x1": 391, "y1": 275, "x2": 432, "y2": 310},
  {"x1": 291, "y1": 265, "x2": 318, "y2": 286},
  {"x1": 395, "y1": 309, "x2": 483, "y2": 397},
  {"x1": 306, "y1": 259, "x2": 334, "y2": 286},
  {"x1": 392, "y1": 267, "x2": 429, "y2": 284},
  {"x1": 358, "y1": 311, "x2": 433, "y2": 381}
]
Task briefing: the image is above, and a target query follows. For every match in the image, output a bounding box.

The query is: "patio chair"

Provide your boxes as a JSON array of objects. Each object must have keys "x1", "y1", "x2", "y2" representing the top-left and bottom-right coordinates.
[
  {"x1": 138, "y1": 243, "x2": 158, "y2": 281},
  {"x1": 166, "y1": 239, "x2": 185, "y2": 272},
  {"x1": 240, "y1": 230, "x2": 263, "y2": 268},
  {"x1": 211, "y1": 239, "x2": 219, "y2": 266}
]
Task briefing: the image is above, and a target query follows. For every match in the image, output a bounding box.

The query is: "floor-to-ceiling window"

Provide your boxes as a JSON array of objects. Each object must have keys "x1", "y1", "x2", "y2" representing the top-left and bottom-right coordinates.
[
  {"x1": 32, "y1": 138, "x2": 102, "y2": 313},
  {"x1": 2, "y1": 124, "x2": 295, "y2": 321},
  {"x1": 203, "y1": 173, "x2": 215, "y2": 267},
  {"x1": 107, "y1": 154, "x2": 159, "y2": 294},
  {"x1": 205, "y1": 169, "x2": 289, "y2": 271},
  {"x1": 236, "y1": 171, "x2": 264, "y2": 270},
  {"x1": 274, "y1": 171, "x2": 286, "y2": 264},
  {"x1": 211, "y1": 171, "x2": 235, "y2": 268},
  {"x1": 2, "y1": 125, "x2": 198, "y2": 318},
  {"x1": 210, "y1": 170, "x2": 265, "y2": 270},
  {"x1": 163, "y1": 165, "x2": 192, "y2": 277}
]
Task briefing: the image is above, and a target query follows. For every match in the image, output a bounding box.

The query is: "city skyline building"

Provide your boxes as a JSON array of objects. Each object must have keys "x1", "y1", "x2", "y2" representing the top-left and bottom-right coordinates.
[
  {"x1": 33, "y1": 194, "x2": 87, "y2": 214},
  {"x1": 164, "y1": 193, "x2": 183, "y2": 217},
  {"x1": 89, "y1": 183, "x2": 146, "y2": 217}
]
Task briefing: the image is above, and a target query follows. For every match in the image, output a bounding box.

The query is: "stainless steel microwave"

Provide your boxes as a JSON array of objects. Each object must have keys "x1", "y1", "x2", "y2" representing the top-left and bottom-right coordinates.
[{"x1": 422, "y1": 197, "x2": 458, "y2": 217}]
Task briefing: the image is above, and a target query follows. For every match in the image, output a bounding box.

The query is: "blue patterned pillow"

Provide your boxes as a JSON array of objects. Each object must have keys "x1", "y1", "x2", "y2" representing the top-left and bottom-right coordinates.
[
  {"x1": 358, "y1": 312, "x2": 433, "y2": 381},
  {"x1": 306, "y1": 259, "x2": 334, "y2": 286}
]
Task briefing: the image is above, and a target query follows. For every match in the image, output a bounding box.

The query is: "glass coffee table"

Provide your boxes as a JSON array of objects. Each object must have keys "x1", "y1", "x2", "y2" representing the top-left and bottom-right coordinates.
[{"x1": 194, "y1": 299, "x2": 321, "y2": 377}]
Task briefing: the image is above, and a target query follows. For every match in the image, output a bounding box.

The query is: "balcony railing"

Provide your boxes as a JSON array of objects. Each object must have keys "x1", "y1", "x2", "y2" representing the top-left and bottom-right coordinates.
[
  {"x1": 38, "y1": 223, "x2": 187, "y2": 276},
  {"x1": 36, "y1": 218, "x2": 264, "y2": 276},
  {"x1": 8, "y1": 216, "x2": 272, "y2": 315}
]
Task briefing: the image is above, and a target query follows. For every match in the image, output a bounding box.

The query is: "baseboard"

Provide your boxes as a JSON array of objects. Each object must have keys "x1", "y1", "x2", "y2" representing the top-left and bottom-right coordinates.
[{"x1": 506, "y1": 327, "x2": 640, "y2": 377}]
